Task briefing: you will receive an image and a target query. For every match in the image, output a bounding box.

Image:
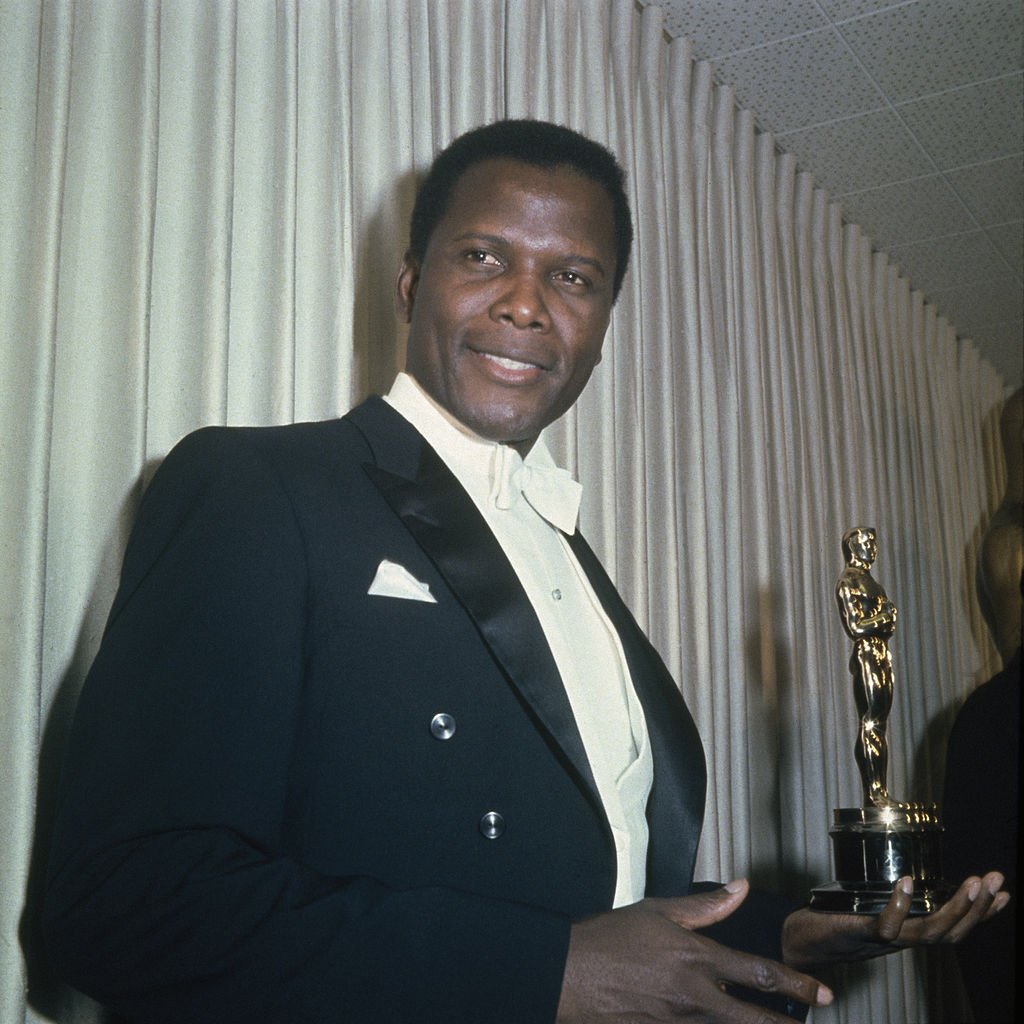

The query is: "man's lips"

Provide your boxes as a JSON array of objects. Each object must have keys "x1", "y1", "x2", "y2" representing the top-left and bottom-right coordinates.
[
  {"x1": 470, "y1": 347, "x2": 549, "y2": 381},
  {"x1": 482, "y1": 353, "x2": 541, "y2": 371}
]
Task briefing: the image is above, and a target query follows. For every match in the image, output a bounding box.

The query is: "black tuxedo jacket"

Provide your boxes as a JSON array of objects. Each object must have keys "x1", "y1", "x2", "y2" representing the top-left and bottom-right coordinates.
[{"x1": 44, "y1": 398, "x2": 792, "y2": 1023}]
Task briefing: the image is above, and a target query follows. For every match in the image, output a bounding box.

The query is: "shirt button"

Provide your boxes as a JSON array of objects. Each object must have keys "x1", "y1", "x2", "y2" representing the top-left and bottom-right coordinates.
[
  {"x1": 551, "y1": 588, "x2": 562, "y2": 601},
  {"x1": 479, "y1": 811, "x2": 505, "y2": 839},
  {"x1": 429, "y1": 712, "x2": 456, "y2": 740}
]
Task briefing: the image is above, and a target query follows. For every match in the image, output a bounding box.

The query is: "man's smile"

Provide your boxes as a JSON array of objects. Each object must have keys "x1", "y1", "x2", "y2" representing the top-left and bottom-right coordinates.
[
  {"x1": 472, "y1": 346, "x2": 549, "y2": 381},
  {"x1": 480, "y1": 353, "x2": 540, "y2": 370}
]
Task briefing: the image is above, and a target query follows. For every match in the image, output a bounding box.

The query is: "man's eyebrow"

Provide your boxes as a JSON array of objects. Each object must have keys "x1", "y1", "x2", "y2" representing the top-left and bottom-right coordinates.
[{"x1": 452, "y1": 232, "x2": 608, "y2": 278}]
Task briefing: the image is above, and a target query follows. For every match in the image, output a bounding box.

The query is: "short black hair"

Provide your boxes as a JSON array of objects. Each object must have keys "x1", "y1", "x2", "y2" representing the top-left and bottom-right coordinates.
[{"x1": 408, "y1": 119, "x2": 633, "y2": 301}]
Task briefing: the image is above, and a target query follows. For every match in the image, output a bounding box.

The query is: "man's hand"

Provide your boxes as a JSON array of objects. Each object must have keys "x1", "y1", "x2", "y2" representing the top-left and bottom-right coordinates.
[
  {"x1": 782, "y1": 872, "x2": 1009, "y2": 969},
  {"x1": 556, "y1": 879, "x2": 834, "y2": 1022}
]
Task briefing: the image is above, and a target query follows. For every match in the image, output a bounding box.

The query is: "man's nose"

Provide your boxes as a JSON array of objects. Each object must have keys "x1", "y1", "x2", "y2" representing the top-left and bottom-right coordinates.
[{"x1": 490, "y1": 271, "x2": 550, "y2": 330}]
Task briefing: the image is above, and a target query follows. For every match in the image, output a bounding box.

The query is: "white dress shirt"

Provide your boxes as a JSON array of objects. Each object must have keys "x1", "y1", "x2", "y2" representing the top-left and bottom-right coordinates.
[{"x1": 384, "y1": 372, "x2": 652, "y2": 907}]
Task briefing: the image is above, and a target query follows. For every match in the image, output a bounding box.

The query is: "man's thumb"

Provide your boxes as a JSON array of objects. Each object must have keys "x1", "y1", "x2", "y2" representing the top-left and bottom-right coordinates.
[{"x1": 660, "y1": 878, "x2": 750, "y2": 930}]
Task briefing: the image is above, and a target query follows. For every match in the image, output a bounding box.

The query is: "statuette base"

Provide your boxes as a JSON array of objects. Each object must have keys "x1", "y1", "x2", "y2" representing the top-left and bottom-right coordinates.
[{"x1": 810, "y1": 803, "x2": 953, "y2": 915}]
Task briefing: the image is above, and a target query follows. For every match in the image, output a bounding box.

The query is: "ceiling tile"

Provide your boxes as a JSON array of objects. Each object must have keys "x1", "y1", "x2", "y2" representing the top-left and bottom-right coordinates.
[
  {"x1": 838, "y1": 0, "x2": 1023, "y2": 104},
  {"x1": 641, "y1": 0, "x2": 1022, "y2": 385},
  {"x1": 816, "y1": 0, "x2": 901, "y2": 20},
  {"x1": 776, "y1": 108, "x2": 933, "y2": 194},
  {"x1": 713, "y1": 28, "x2": 885, "y2": 133},
  {"x1": 964, "y1": 323, "x2": 1024, "y2": 384},
  {"x1": 889, "y1": 232, "x2": 1011, "y2": 296},
  {"x1": 929, "y1": 275, "x2": 1024, "y2": 332},
  {"x1": 648, "y1": 0, "x2": 827, "y2": 59},
  {"x1": 838, "y1": 175, "x2": 976, "y2": 249},
  {"x1": 897, "y1": 73, "x2": 1024, "y2": 170},
  {"x1": 947, "y1": 155, "x2": 1024, "y2": 227},
  {"x1": 986, "y1": 221, "x2": 1024, "y2": 274}
]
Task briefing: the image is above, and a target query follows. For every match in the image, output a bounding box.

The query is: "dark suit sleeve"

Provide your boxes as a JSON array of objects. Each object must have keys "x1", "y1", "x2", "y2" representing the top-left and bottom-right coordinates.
[
  {"x1": 43, "y1": 428, "x2": 568, "y2": 1024},
  {"x1": 941, "y1": 650, "x2": 1019, "y2": 1023},
  {"x1": 694, "y1": 884, "x2": 808, "y2": 1021}
]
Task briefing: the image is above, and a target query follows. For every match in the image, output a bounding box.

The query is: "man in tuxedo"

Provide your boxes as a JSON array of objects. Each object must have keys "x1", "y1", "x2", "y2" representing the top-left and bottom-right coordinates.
[{"x1": 43, "y1": 120, "x2": 1006, "y2": 1023}]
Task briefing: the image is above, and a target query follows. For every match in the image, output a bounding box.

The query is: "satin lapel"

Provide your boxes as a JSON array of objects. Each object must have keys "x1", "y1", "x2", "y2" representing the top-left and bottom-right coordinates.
[
  {"x1": 347, "y1": 399, "x2": 604, "y2": 818},
  {"x1": 565, "y1": 531, "x2": 707, "y2": 894}
]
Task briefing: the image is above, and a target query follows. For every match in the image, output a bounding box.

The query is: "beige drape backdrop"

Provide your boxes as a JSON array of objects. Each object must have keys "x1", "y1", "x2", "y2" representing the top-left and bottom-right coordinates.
[{"x1": 1, "y1": 1, "x2": 1010, "y2": 1022}]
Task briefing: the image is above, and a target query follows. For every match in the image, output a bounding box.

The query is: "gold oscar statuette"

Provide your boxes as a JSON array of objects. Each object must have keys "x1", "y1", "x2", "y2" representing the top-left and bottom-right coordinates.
[{"x1": 810, "y1": 527, "x2": 953, "y2": 914}]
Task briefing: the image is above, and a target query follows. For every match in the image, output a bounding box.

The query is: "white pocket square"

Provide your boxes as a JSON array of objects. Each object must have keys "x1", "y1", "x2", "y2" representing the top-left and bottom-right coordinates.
[{"x1": 367, "y1": 559, "x2": 437, "y2": 604}]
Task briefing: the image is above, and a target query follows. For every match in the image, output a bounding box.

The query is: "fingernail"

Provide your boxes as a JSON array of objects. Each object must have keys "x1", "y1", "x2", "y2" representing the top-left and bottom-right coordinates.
[
  {"x1": 967, "y1": 879, "x2": 981, "y2": 901},
  {"x1": 724, "y1": 878, "x2": 745, "y2": 893},
  {"x1": 993, "y1": 892, "x2": 1010, "y2": 912},
  {"x1": 817, "y1": 985, "x2": 834, "y2": 1006},
  {"x1": 987, "y1": 874, "x2": 1004, "y2": 896},
  {"x1": 899, "y1": 876, "x2": 913, "y2": 895}
]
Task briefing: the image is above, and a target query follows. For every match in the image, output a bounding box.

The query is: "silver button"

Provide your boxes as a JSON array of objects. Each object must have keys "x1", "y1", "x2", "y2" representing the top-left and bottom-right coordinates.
[
  {"x1": 429, "y1": 712, "x2": 456, "y2": 740},
  {"x1": 551, "y1": 588, "x2": 562, "y2": 601},
  {"x1": 479, "y1": 811, "x2": 505, "y2": 839}
]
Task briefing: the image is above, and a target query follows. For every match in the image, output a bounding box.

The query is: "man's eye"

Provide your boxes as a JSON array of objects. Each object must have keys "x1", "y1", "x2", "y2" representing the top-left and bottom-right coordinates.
[
  {"x1": 465, "y1": 250, "x2": 500, "y2": 266},
  {"x1": 556, "y1": 270, "x2": 589, "y2": 287}
]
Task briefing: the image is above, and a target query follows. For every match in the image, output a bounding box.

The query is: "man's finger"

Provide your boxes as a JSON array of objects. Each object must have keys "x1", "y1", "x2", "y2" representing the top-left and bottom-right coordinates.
[
  {"x1": 932, "y1": 872, "x2": 1006, "y2": 943},
  {"x1": 657, "y1": 878, "x2": 750, "y2": 930},
  {"x1": 876, "y1": 872, "x2": 1008, "y2": 946},
  {"x1": 716, "y1": 942, "x2": 834, "y2": 1010},
  {"x1": 875, "y1": 875, "x2": 914, "y2": 942},
  {"x1": 877, "y1": 874, "x2": 982, "y2": 944}
]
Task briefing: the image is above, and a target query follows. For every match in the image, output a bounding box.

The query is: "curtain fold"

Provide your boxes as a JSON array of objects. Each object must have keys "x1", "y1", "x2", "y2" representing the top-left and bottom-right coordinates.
[{"x1": 2, "y1": 2, "x2": 1008, "y2": 1021}]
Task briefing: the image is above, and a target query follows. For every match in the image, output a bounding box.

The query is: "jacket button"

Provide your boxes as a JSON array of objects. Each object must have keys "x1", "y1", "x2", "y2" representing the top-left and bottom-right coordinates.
[
  {"x1": 479, "y1": 811, "x2": 505, "y2": 839},
  {"x1": 429, "y1": 712, "x2": 456, "y2": 740}
]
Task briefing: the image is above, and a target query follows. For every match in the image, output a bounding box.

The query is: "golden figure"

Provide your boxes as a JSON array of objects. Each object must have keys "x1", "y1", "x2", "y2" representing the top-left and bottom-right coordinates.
[
  {"x1": 836, "y1": 527, "x2": 898, "y2": 808},
  {"x1": 812, "y1": 526, "x2": 952, "y2": 914}
]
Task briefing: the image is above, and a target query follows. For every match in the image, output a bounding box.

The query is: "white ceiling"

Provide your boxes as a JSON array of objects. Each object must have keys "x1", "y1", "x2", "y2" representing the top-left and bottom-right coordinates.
[{"x1": 641, "y1": 0, "x2": 1023, "y2": 388}]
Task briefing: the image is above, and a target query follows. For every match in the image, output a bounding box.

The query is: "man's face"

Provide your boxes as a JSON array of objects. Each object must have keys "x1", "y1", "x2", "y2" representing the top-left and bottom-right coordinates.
[{"x1": 396, "y1": 157, "x2": 617, "y2": 453}]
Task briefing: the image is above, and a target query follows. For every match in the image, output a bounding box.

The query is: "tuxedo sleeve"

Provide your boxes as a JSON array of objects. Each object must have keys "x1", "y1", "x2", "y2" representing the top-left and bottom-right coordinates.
[
  {"x1": 695, "y1": 883, "x2": 808, "y2": 1021},
  {"x1": 43, "y1": 427, "x2": 569, "y2": 1024}
]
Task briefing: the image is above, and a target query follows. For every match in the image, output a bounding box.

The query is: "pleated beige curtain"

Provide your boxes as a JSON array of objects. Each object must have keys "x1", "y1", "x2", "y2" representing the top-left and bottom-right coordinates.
[{"x1": 1, "y1": 2, "x2": 1009, "y2": 1022}]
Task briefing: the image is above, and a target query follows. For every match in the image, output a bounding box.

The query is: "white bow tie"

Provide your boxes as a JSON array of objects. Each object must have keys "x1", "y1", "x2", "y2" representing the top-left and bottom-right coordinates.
[{"x1": 491, "y1": 445, "x2": 582, "y2": 534}]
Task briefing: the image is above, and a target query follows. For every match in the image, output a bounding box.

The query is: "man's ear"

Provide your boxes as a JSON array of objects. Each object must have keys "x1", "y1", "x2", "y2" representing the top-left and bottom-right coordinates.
[{"x1": 395, "y1": 251, "x2": 420, "y2": 324}]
